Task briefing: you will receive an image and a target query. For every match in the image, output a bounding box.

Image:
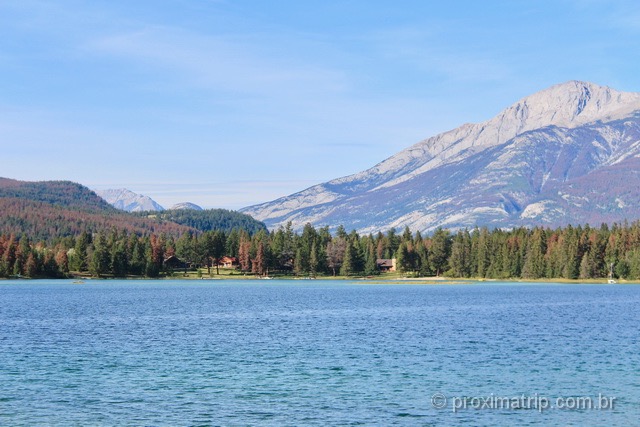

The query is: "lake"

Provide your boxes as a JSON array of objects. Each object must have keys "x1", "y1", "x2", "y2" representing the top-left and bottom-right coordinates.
[{"x1": 0, "y1": 280, "x2": 638, "y2": 426}]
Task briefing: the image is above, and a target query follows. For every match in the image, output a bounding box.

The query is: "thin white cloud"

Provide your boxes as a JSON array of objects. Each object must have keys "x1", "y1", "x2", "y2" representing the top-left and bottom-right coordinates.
[{"x1": 84, "y1": 26, "x2": 349, "y2": 98}]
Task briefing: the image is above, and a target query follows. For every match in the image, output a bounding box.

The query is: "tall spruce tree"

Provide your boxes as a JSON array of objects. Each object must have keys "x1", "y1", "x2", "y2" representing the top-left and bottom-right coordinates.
[
  {"x1": 396, "y1": 241, "x2": 412, "y2": 273},
  {"x1": 364, "y1": 241, "x2": 378, "y2": 275},
  {"x1": 522, "y1": 228, "x2": 547, "y2": 279},
  {"x1": 90, "y1": 233, "x2": 111, "y2": 277},
  {"x1": 340, "y1": 241, "x2": 355, "y2": 276},
  {"x1": 430, "y1": 228, "x2": 451, "y2": 277},
  {"x1": 450, "y1": 230, "x2": 472, "y2": 277}
]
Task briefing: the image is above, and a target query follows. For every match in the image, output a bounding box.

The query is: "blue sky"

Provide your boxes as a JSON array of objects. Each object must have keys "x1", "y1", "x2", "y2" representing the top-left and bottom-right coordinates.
[{"x1": 1, "y1": 0, "x2": 639, "y2": 209}]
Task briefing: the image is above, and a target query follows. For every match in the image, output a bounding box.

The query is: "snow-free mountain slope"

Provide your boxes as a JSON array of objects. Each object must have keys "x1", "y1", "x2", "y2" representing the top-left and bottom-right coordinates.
[
  {"x1": 96, "y1": 188, "x2": 165, "y2": 212},
  {"x1": 241, "y1": 81, "x2": 640, "y2": 232}
]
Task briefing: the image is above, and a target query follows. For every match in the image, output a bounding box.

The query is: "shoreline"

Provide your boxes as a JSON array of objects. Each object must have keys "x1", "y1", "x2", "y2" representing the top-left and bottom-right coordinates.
[{"x1": 2, "y1": 274, "x2": 638, "y2": 285}]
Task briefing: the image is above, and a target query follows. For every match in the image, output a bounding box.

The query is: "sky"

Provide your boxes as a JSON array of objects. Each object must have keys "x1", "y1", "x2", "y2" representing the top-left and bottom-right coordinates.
[{"x1": 1, "y1": 0, "x2": 640, "y2": 210}]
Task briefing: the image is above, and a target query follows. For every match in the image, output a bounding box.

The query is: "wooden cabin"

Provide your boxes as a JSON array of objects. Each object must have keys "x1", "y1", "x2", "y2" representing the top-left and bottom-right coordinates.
[{"x1": 376, "y1": 258, "x2": 396, "y2": 272}]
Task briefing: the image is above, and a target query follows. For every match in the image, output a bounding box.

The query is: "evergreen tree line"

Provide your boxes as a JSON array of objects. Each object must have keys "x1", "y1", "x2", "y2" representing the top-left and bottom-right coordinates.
[
  {"x1": 3, "y1": 221, "x2": 640, "y2": 279},
  {"x1": 139, "y1": 208, "x2": 268, "y2": 234}
]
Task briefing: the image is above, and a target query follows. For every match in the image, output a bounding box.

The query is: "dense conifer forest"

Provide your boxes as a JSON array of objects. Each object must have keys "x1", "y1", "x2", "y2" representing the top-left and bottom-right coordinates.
[
  {"x1": 3, "y1": 221, "x2": 640, "y2": 280},
  {"x1": 138, "y1": 208, "x2": 268, "y2": 234},
  {"x1": 0, "y1": 178, "x2": 114, "y2": 211},
  {"x1": 0, "y1": 198, "x2": 192, "y2": 241}
]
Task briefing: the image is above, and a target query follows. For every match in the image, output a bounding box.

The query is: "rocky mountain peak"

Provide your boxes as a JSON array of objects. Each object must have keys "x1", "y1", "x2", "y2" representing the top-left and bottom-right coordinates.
[
  {"x1": 242, "y1": 81, "x2": 640, "y2": 233},
  {"x1": 496, "y1": 81, "x2": 640, "y2": 134},
  {"x1": 376, "y1": 81, "x2": 640, "y2": 189},
  {"x1": 96, "y1": 188, "x2": 164, "y2": 212}
]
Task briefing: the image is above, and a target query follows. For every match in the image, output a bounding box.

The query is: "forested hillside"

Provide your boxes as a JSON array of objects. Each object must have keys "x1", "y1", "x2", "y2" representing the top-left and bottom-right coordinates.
[
  {"x1": 0, "y1": 178, "x2": 114, "y2": 211},
  {"x1": 0, "y1": 198, "x2": 191, "y2": 241},
  {"x1": 0, "y1": 178, "x2": 193, "y2": 240},
  {"x1": 142, "y1": 208, "x2": 267, "y2": 234}
]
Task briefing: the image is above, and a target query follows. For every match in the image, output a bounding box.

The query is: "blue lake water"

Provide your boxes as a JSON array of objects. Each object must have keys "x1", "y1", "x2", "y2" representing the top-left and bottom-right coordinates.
[{"x1": 0, "y1": 280, "x2": 638, "y2": 426}]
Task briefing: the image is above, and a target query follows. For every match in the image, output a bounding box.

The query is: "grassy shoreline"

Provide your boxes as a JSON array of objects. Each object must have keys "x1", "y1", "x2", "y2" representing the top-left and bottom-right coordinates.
[{"x1": 2, "y1": 268, "x2": 634, "y2": 284}]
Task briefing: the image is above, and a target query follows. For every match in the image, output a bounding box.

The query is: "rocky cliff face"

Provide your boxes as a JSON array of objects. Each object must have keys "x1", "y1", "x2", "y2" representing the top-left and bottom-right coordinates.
[{"x1": 241, "y1": 81, "x2": 640, "y2": 233}]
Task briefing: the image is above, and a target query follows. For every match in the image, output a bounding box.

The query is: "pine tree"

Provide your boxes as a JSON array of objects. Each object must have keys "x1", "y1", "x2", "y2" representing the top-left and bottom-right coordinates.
[
  {"x1": 396, "y1": 241, "x2": 412, "y2": 273},
  {"x1": 150, "y1": 234, "x2": 165, "y2": 274},
  {"x1": 176, "y1": 232, "x2": 197, "y2": 267},
  {"x1": 386, "y1": 228, "x2": 400, "y2": 258},
  {"x1": 71, "y1": 232, "x2": 90, "y2": 272},
  {"x1": 562, "y1": 226, "x2": 580, "y2": 279},
  {"x1": 144, "y1": 236, "x2": 160, "y2": 278},
  {"x1": 13, "y1": 237, "x2": 31, "y2": 276},
  {"x1": 375, "y1": 233, "x2": 385, "y2": 259},
  {"x1": 402, "y1": 226, "x2": 413, "y2": 243},
  {"x1": 309, "y1": 242, "x2": 319, "y2": 276},
  {"x1": 340, "y1": 241, "x2": 355, "y2": 276},
  {"x1": 300, "y1": 223, "x2": 317, "y2": 271},
  {"x1": 225, "y1": 229, "x2": 241, "y2": 258},
  {"x1": 364, "y1": 241, "x2": 378, "y2": 276},
  {"x1": 522, "y1": 228, "x2": 546, "y2": 279},
  {"x1": 43, "y1": 251, "x2": 60, "y2": 277},
  {"x1": 238, "y1": 236, "x2": 252, "y2": 272},
  {"x1": 450, "y1": 230, "x2": 471, "y2": 277},
  {"x1": 476, "y1": 227, "x2": 490, "y2": 277},
  {"x1": 200, "y1": 232, "x2": 213, "y2": 275},
  {"x1": 414, "y1": 230, "x2": 423, "y2": 247},
  {"x1": 326, "y1": 238, "x2": 346, "y2": 276},
  {"x1": 24, "y1": 253, "x2": 38, "y2": 277},
  {"x1": 111, "y1": 242, "x2": 129, "y2": 277},
  {"x1": 579, "y1": 252, "x2": 593, "y2": 279},
  {"x1": 130, "y1": 239, "x2": 147, "y2": 276},
  {"x1": 417, "y1": 243, "x2": 430, "y2": 276},
  {"x1": 253, "y1": 242, "x2": 266, "y2": 276},
  {"x1": 55, "y1": 248, "x2": 69, "y2": 274},
  {"x1": 625, "y1": 249, "x2": 640, "y2": 279},
  {"x1": 350, "y1": 237, "x2": 365, "y2": 274},
  {"x1": 293, "y1": 248, "x2": 304, "y2": 276},
  {"x1": 430, "y1": 228, "x2": 451, "y2": 277},
  {"x1": 335, "y1": 225, "x2": 348, "y2": 239},
  {"x1": 209, "y1": 231, "x2": 226, "y2": 275},
  {"x1": 90, "y1": 233, "x2": 111, "y2": 277},
  {"x1": 2, "y1": 236, "x2": 17, "y2": 276}
]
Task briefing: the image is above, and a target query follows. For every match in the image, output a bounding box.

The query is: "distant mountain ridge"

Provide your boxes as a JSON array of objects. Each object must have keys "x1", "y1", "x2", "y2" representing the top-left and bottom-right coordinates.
[
  {"x1": 96, "y1": 188, "x2": 165, "y2": 212},
  {"x1": 95, "y1": 188, "x2": 205, "y2": 213},
  {"x1": 170, "y1": 202, "x2": 203, "y2": 211},
  {"x1": 242, "y1": 81, "x2": 640, "y2": 233}
]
